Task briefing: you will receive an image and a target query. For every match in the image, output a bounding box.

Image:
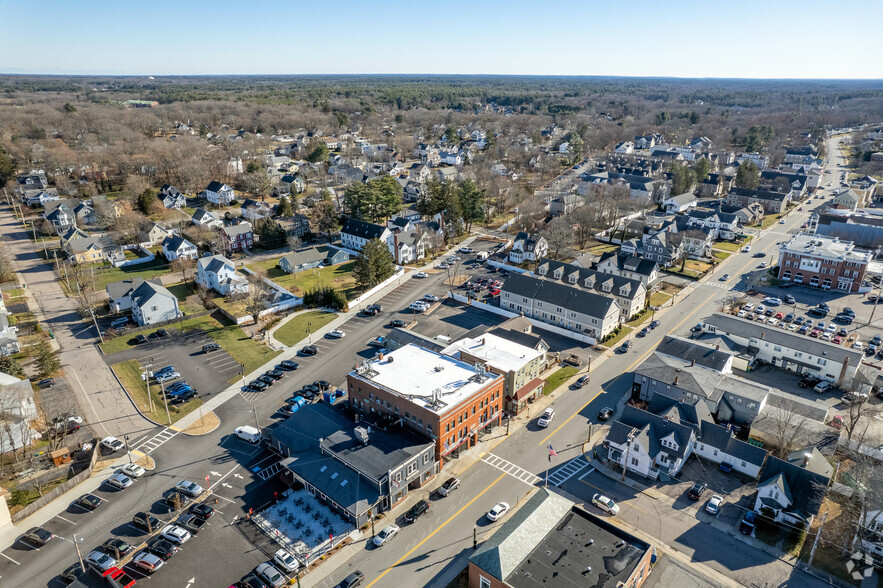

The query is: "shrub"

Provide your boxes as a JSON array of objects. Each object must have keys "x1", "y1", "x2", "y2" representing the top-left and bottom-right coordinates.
[{"x1": 304, "y1": 286, "x2": 348, "y2": 312}]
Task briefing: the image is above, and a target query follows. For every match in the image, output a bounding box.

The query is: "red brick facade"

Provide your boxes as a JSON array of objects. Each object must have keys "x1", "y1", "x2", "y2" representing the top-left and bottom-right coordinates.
[
  {"x1": 777, "y1": 251, "x2": 866, "y2": 293},
  {"x1": 347, "y1": 374, "x2": 505, "y2": 462}
]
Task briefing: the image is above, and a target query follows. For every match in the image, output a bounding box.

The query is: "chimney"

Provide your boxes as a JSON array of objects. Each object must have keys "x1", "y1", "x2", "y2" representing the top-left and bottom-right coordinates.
[
  {"x1": 715, "y1": 344, "x2": 720, "y2": 350},
  {"x1": 674, "y1": 376, "x2": 679, "y2": 385},
  {"x1": 379, "y1": 353, "x2": 384, "y2": 361},
  {"x1": 691, "y1": 359, "x2": 695, "y2": 366},
  {"x1": 803, "y1": 453, "x2": 811, "y2": 466}
]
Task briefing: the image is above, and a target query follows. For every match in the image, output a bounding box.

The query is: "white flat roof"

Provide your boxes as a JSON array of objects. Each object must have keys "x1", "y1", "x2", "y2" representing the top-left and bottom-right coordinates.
[
  {"x1": 442, "y1": 333, "x2": 543, "y2": 373},
  {"x1": 351, "y1": 344, "x2": 500, "y2": 415}
]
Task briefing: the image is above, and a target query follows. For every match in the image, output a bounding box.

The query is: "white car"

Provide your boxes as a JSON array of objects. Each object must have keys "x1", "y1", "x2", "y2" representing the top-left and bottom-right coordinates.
[
  {"x1": 373, "y1": 524, "x2": 400, "y2": 547},
  {"x1": 459, "y1": 247, "x2": 473, "y2": 254},
  {"x1": 100, "y1": 436, "x2": 125, "y2": 452},
  {"x1": 326, "y1": 329, "x2": 345, "y2": 339},
  {"x1": 486, "y1": 502, "x2": 510, "y2": 522},
  {"x1": 779, "y1": 219, "x2": 786, "y2": 224},
  {"x1": 825, "y1": 324, "x2": 836, "y2": 334},
  {"x1": 737, "y1": 310, "x2": 747, "y2": 318},
  {"x1": 174, "y1": 480, "x2": 204, "y2": 497},
  {"x1": 743, "y1": 303, "x2": 755, "y2": 311},
  {"x1": 755, "y1": 305, "x2": 766, "y2": 314},
  {"x1": 107, "y1": 472, "x2": 133, "y2": 490},
  {"x1": 742, "y1": 246, "x2": 751, "y2": 253},
  {"x1": 437, "y1": 262, "x2": 450, "y2": 269},
  {"x1": 273, "y1": 548, "x2": 300, "y2": 573},
  {"x1": 120, "y1": 463, "x2": 146, "y2": 478},
  {"x1": 706, "y1": 495, "x2": 723, "y2": 516},
  {"x1": 592, "y1": 493, "x2": 620, "y2": 515},
  {"x1": 423, "y1": 293, "x2": 439, "y2": 302},
  {"x1": 414, "y1": 272, "x2": 428, "y2": 279},
  {"x1": 762, "y1": 297, "x2": 782, "y2": 306},
  {"x1": 409, "y1": 301, "x2": 429, "y2": 312},
  {"x1": 447, "y1": 256, "x2": 460, "y2": 262},
  {"x1": 132, "y1": 551, "x2": 164, "y2": 573},
  {"x1": 537, "y1": 408, "x2": 555, "y2": 428},
  {"x1": 161, "y1": 525, "x2": 192, "y2": 545}
]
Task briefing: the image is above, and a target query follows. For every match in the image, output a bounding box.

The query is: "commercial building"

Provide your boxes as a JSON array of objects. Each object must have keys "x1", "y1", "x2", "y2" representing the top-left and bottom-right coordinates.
[
  {"x1": 347, "y1": 344, "x2": 505, "y2": 461},
  {"x1": 776, "y1": 233, "x2": 870, "y2": 293},
  {"x1": 469, "y1": 488, "x2": 653, "y2": 588}
]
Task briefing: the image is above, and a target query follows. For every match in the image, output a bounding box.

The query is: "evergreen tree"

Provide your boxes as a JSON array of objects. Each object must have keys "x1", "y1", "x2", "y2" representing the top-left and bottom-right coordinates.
[
  {"x1": 137, "y1": 189, "x2": 158, "y2": 215},
  {"x1": 306, "y1": 144, "x2": 329, "y2": 163},
  {"x1": 670, "y1": 163, "x2": 696, "y2": 195},
  {"x1": 254, "y1": 218, "x2": 286, "y2": 249},
  {"x1": 315, "y1": 202, "x2": 339, "y2": 243},
  {"x1": 277, "y1": 195, "x2": 294, "y2": 217},
  {"x1": 353, "y1": 238, "x2": 396, "y2": 290},
  {"x1": 458, "y1": 179, "x2": 485, "y2": 232},
  {"x1": 0, "y1": 146, "x2": 14, "y2": 189},
  {"x1": 0, "y1": 354, "x2": 25, "y2": 379},
  {"x1": 735, "y1": 161, "x2": 760, "y2": 190},
  {"x1": 693, "y1": 157, "x2": 711, "y2": 182},
  {"x1": 35, "y1": 341, "x2": 60, "y2": 378}
]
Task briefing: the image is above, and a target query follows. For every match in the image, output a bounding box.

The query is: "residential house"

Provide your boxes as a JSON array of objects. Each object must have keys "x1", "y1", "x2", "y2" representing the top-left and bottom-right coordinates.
[
  {"x1": 219, "y1": 222, "x2": 255, "y2": 256},
  {"x1": 129, "y1": 280, "x2": 181, "y2": 326},
  {"x1": 682, "y1": 208, "x2": 741, "y2": 240},
  {"x1": 195, "y1": 255, "x2": 249, "y2": 296},
  {"x1": 278, "y1": 245, "x2": 350, "y2": 274},
  {"x1": 43, "y1": 202, "x2": 76, "y2": 234},
  {"x1": 268, "y1": 402, "x2": 436, "y2": 526},
  {"x1": 830, "y1": 189, "x2": 863, "y2": 211},
  {"x1": 719, "y1": 202, "x2": 763, "y2": 226},
  {"x1": 241, "y1": 198, "x2": 275, "y2": 221},
  {"x1": 662, "y1": 192, "x2": 698, "y2": 214},
  {"x1": 340, "y1": 218, "x2": 393, "y2": 253},
  {"x1": 639, "y1": 231, "x2": 684, "y2": 267},
  {"x1": 64, "y1": 235, "x2": 118, "y2": 265},
  {"x1": 161, "y1": 235, "x2": 198, "y2": 261},
  {"x1": 734, "y1": 152, "x2": 769, "y2": 170},
  {"x1": 752, "y1": 448, "x2": 831, "y2": 527},
  {"x1": 436, "y1": 166, "x2": 459, "y2": 183},
  {"x1": 776, "y1": 233, "x2": 870, "y2": 292},
  {"x1": 58, "y1": 227, "x2": 90, "y2": 247},
  {"x1": 201, "y1": 181, "x2": 235, "y2": 206},
  {"x1": 15, "y1": 171, "x2": 48, "y2": 192},
  {"x1": 784, "y1": 145, "x2": 818, "y2": 163},
  {"x1": 469, "y1": 489, "x2": 653, "y2": 588},
  {"x1": 549, "y1": 193, "x2": 582, "y2": 216},
  {"x1": 73, "y1": 201, "x2": 95, "y2": 224},
  {"x1": 439, "y1": 151, "x2": 462, "y2": 166},
  {"x1": 158, "y1": 185, "x2": 186, "y2": 209},
  {"x1": 276, "y1": 213, "x2": 311, "y2": 238},
  {"x1": 278, "y1": 174, "x2": 305, "y2": 195},
  {"x1": 106, "y1": 278, "x2": 163, "y2": 313},
  {"x1": 140, "y1": 222, "x2": 174, "y2": 247},
  {"x1": 191, "y1": 207, "x2": 224, "y2": 229},
  {"x1": 535, "y1": 258, "x2": 646, "y2": 321},
  {"x1": 0, "y1": 372, "x2": 39, "y2": 454},
  {"x1": 500, "y1": 273, "x2": 621, "y2": 340},
  {"x1": 726, "y1": 187, "x2": 790, "y2": 214},
  {"x1": 634, "y1": 134, "x2": 662, "y2": 149},
  {"x1": 701, "y1": 312, "x2": 865, "y2": 387},
  {"x1": 0, "y1": 299, "x2": 21, "y2": 357},
  {"x1": 605, "y1": 404, "x2": 696, "y2": 479},
  {"x1": 442, "y1": 333, "x2": 547, "y2": 415},
  {"x1": 509, "y1": 232, "x2": 548, "y2": 264},
  {"x1": 593, "y1": 252, "x2": 659, "y2": 287},
  {"x1": 23, "y1": 190, "x2": 59, "y2": 208},
  {"x1": 615, "y1": 140, "x2": 635, "y2": 154},
  {"x1": 391, "y1": 230, "x2": 429, "y2": 264},
  {"x1": 693, "y1": 420, "x2": 768, "y2": 479}
]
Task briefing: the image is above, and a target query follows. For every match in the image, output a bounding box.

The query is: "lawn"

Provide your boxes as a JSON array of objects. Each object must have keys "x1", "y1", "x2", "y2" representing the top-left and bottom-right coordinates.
[
  {"x1": 713, "y1": 251, "x2": 731, "y2": 261},
  {"x1": 586, "y1": 242, "x2": 618, "y2": 255},
  {"x1": 89, "y1": 258, "x2": 172, "y2": 291},
  {"x1": 3, "y1": 288, "x2": 25, "y2": 299},
  {"x1": 684, "y1": 260, "x2": 713, "y2": 273},
  {"x1": 715, "y1": 239, "x2": 750, "y2": 252},
  {"x1": 758, "y1": 213, "x2": 784, "y2": 230},
  {"x1": 625, "y1": 311, "x2": 650, "y2": 328},
  {"x1": 649, "y1": 292, "x2": 672, "y2": 307},
  {"x1": 603, "y1": 325, "x2": 633, "y2": 348},
  {"x1": 544, "y1": 366, "x2": 579, "y2": 394},
  {"x1": 111, "y1": 359, "x2": 204, "y2": 425},
  {"x1": 212, "y1": 296, "x2": 251, "y2": 320},
  {"x1": 247, "y1": 259, "x2": 361, "y2": 300},
  {"x1": 274, "y1": 310, "x2": 338, "y2": 347},
  {"x1": 166, "y1": 282, "x2": 205, "y2": 315}
]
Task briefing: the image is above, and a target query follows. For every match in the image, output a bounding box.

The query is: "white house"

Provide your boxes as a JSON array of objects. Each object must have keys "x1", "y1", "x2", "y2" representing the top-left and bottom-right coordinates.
[
  {"x1": 141, "y1": 222, "x2": 175, "y2": 247},
  {"x1": 191, "y1": 207, "x2": 224, "y2": 229},
  {"x1": 751, "y1": 449, "x2": 831, "y2": 527},
  {"x1": 439, "y1": 151, "x2": 462, "y2": 166},
  {"x1": 0, "y1": 372, "x2": 38, "y2": 454},
  {"x1": 509, "y1": 232, "x2": 548, "y2": 264},
  {"x1": 692, "y1": 421, "x2": 767, "y2": 479},
  {"x1": 604, "y1": 405, "x2": 696, "y2": 480},
  {"x1": 340, "y1": 218, "x2": 393, "y2": 254},
  {"x1": 201, "y1": 181, "x2": 235, "y2": 206},
  {"x1": 161, "y1": 235, "x2": 198, "y2": 261},
  {"x1": 662, "y1": 192, "x2": 698, "y2": 214},
  {"x1": 195, "y1": 255, "x2": 249, "y2": 296},
  {"x1": 129, "y1": 281, "x2": 181, "y2": 326}
]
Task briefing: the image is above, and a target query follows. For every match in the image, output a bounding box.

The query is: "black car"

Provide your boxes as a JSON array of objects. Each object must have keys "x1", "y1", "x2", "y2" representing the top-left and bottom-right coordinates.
[
  {"x1": 265, "y1": 370, "x2": 285, "y2": 380},
  {"x1": 188, "y1": 503, "x2": 215, "y2": 520},
  {"x1": 102, "y1": 538, "x2": 132, "y2": 558},
  {"x1": 649, "y1": 320, "x2": 660, "y2": 329},
  {"x1": 169, "y1": 389, "x2": 197, "y2": 404},
  {"x1": 752, "y1": 252, "x2": 765, "y2": 258},
  {"x1": 278, "y1": 360, "x2": 300, "y2": 371},
  {"x1": 871, "y1": 335, "x2": 883, "y2": 346},
  {"x1": 133, "y1": 512, "x2": 161, "y2": 532},
  {"x1": 798, "y1": 376, "x2": 821, "y2": 389},
  {"x1": 783, "y1": 295, "x2": 796, "y2": 304},
  {"x1": 808, "y1": 307, "x2": 828, "y2": 317},
  {"x1": 37, "y1": 378, "x2": 55, "y2": 388},
  {"x1": 239, "y1": 573, "x2": 270, "y2": 588},
  {"x1": 686, "y1": 482, "x2": 708, "y2": 500},
  {"x1": 162, "y1": 490, "x2": 191, "y2": 509},
  {"x1": 784, "y1": 313, "x2": 794, "y2": 322},
  {"x1": 246, "y1": 380, "x2": 269, "y2": 392},
  {"x1": 818, "y1": 302, "x2": 830, "y2": 311},
  {"x1": 257, "y1": 375, "x2": 276, "y2": 386},
  {"x1": 314, "y1": 380, "x2": 332, "y2": 391},
  {"x1": 842, "y1": 307, "x2": 855, "y2": 317},
  {"x1": 301, "y1": 345, "x2": 319, "y2": 356},
  {"x1": 571, "y1": 375, "x2": 590, "y2": 389},
  {"x1": 598, "y1": 407, "x2": 614, "y2": 421},
  {"x1": 151, "y1": 329, "x2": 169, "y2": 339},
  {"x1": 388, "y1": 319, "x2": 405, "y2": 328},
  {"x1": 147, "y1": 539, "x2": 179, "y2": 560},
  {"x1": 834, "y1": 314, "x2": 853, "y2": 324},
  {"x1": 340, "y1": 570, "x2": 365, "y2": 588},
  {"x1": 76, "y1": 494, "x2": 103, "y2": 511},
  {"x1": 617, "y1": 341, "x2": 631, "y2": 353},
  {"x1": 22, "y1": 527, "x2": 54, "y2": 547},
  {"x1": 359, "y1": 307, "x2": 379, "y2": 317},
  {"x1": 404, "y1": 500, "x2": 430, "y2": 523},
  {"x1": 134, "y1": 334, "x2": 149, "y2": 345}
]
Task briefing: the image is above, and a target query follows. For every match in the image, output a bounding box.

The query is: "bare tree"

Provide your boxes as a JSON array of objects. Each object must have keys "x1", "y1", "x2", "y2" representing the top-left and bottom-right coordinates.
[
  {"x1": 286, "y1": 234, "x2": 302, "y2": 252},
  {"x1": 753, "y1": 404, "x2": 810, "y2": 459},
  {"x1": 244, "y1": 275, "x2": 269, "y2": 325},
  {"x1": 542, "y1": 216, "x2": 573, "y2": 260},
  {"x1": 169, "y1": 257, "x2": 195, "y2": 284}
]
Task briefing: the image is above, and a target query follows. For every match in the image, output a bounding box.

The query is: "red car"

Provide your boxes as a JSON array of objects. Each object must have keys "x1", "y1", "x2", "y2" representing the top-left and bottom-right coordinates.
[
  {"x1": 809, "y1": 329, "x2": 820, "y2": 338},
  {"x1": 832, "y1": 336, "x2": 843, "y2": 345},
  {"x1": 774, "y1": 312, "x2": 784, "y2": 320},
  {"x1": 488, "y1": 288, "x2": 501, "y2": 296}
]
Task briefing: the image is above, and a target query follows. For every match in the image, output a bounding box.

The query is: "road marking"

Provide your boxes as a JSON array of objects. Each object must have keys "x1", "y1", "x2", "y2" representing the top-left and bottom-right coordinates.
[
  {"x1": 365, "y1": 472, "x2": 507, "y2": 588},
  {"x1": 538, "y1": 290, "x2": 717, "y2": 446},
  {"x1": 480, "y1": 453, "x2": 542, "y2": 485},
  {"x1": 68, "y1": 368, "x2": 112, "y2": 437},
  {"x1": 578, "y1": 467, "x2": 596, "y2": 481},
  {"x1": 0, "y1": 552, "x2": 20, "y2": 565},
  {"x1": 55, "y1": 515, "x2": 77, "y2": 525},
  {"x1": 546, "y1": 456, "x2": 592, "y2": 487},
  {"x1": 208, "y1": 464, "x2": 241, "y2": 492}
]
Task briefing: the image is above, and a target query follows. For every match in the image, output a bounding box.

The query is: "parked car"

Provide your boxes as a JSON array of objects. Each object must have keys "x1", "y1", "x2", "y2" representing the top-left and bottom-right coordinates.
[
  {"x1": 278, "y1": 360, "x2": 299, "y2": 371},
  {"x1": 763, "y1": 297, "x2": 782, "y2": 306},
  {"x1": 327, "y1": 329, "x2": 346, "y2": 339},
  {"x1": 151, "y1": 329, "x2": 169, "y2": 339},
  {"x1": 177, "y1": 513, "x2": 207, "y2": 534},
  {"x1": 133, "y1": 512, "x2": 160, "y2": 532},
  {"x1": 686, "y1": 482, "x2": 707, "y2": 500},
  {"x1": 739, "y1": 511, "x2": 757, "y2": 535},
  {"x1": 60, "y1": 562, "x2": 87, "y2": 583},
  {"x1": 598, "y1": 407, "x2": 614, "y2": 421},
  {"x1": 405, "y1": 499, "x2": 430, "y2": 523},
  {"x1": 438, "y1": 477, "x2": 460, "y2": 496},
  {"x1": 102, "y1": 538, "x2": 132, "y2": 558},
  {"x1": 273, "y1": 549, "x2": 300, "y2": 573},
  {"x1": 119, "y1": 463, "x2": 145, "y2": 479},
  {"x1": 591, "y1": 494, "x2": 619, "y2": 515},
  {"x1": 340, "y1": 571, "x2": 365, "y2": 588},
  {"x1": 246, "y1": 380, "x2": 269, "y2": 392},
  {"x1": 37, "y1": 378, "x2": 55, "y2": 388},
  {"x1": 22, "y1": 527, "x2": 54, "y2": 547},
  {"x1": 637, "y1": 327, "x2": 649, "y2": 337},
  {"x1": 571, "y1": 375, "x2": 590, "y2": 389},
  {"x1": 134, "y1": 334, "x2": 149, "y2": 345},
  {"x1": 132, "y1": 551, "x2": 164, "y2": 573},
  {"x1": 85, "y1": 550, "x2": 117, "y2": 573},
  {"x1": 156, "y1": 370, "x2": 180, "y2": 383},
  {"x1": 235, "y1": 425, "x2": 261, "y2": 444},
  {"x1": 783, "y1": 294, "x2": 796, "y2": 304},
  {"x1": 76, "y1": 494, "x2": 103, "y2": 511},
  {"x1": 414, "y1": 272, "x2": 428, "y2": 278},
  {"x1": 373, "y1": 524, "x2": 400, "y2": 547},
  {"x1": 100, "y1": 436, "x2": 125, "y2": 452},
  {"x1": 257, "y1": 375, "x2": 277, "y2": 387},
  {"x1": 202, "y1": 343, "x2": 220, "y2": 353},
  {"x1": 107, "y1": 472, "x2": 134, "y2": 490},
  {"x1": 147, "y1": 539, "x2": 179, "y2": 560},
  {"x1": 813, "y1": 381, "x2": 833, "y2": 394},
  {"x1": 160, "y1": 524, "x2": 192, "y2": 545},
  {"x1": 162, "y1": 489, "x2": 191, "y2": 509},
  {"x1": 188, "y1": 503, "x2": 215, "y2": 520},
  {"x1": 486, "y1": 502, "x2": 510, "y2": 522},
  {"x1": 175, "y1": 480, "x2": 205, "y2": 497},
  {"x1": 706, "y1": 495, "x2": 723, "y2": 516},
  {"x1": 301, "y1": 345, "x2": 319, "y2": 355},
  {"x1": 798, "y1": 376, "x2": 821, "y2": 389}
]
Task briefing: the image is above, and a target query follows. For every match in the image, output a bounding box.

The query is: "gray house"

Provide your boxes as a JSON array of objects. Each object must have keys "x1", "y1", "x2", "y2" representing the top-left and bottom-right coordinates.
[
  {"x1": 268, "y1": 403, "x2": 436, "y2": 527},
  {"x1": 278, "y1": 245, "x2": 350, "y2": 274},
  {"x1": 106, "y1": 278, "x2": 164, "y2": 313},
  {"x1": 159, "y1": 185, "x2": 186, "y2": 209},
  {"x1": 129, "y1": 281, "x2": 181, "y2": 326}
]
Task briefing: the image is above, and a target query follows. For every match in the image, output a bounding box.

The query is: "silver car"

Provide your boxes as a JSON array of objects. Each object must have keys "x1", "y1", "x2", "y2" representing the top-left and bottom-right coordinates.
[
  {"x1": 132, "y1": 551, "x2": 164, "y2": 573},
  {"x1": 255, "y1": 562, "x2": 287, "y2": 587}
]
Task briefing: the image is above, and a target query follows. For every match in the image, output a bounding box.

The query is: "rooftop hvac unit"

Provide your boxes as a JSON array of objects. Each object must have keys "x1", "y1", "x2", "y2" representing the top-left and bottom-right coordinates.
[{"x1": 354, "y1": 426, "x2": 369, "y2": 445}]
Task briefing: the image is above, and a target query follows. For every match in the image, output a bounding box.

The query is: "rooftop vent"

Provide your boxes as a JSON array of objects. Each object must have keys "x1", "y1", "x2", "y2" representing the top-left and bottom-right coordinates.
[
  {"x1": 354, "y1": 426, "x2": 369, "y2": 445},
  {"x1": 434, "y1": 365, "x2": 445, "y2": 372}
]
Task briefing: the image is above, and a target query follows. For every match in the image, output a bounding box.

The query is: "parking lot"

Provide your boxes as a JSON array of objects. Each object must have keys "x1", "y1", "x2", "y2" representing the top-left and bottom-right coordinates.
[{"x1": 101, "y1": 327, "x2": 242, "y2": 403}]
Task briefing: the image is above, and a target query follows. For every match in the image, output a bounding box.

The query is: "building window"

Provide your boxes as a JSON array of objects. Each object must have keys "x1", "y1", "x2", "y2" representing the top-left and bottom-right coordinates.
[
  {"x1": 479, "y1": 577, "x2": 491, "y2": 588},
  {"x1": 407, "y1": 462, "x2": 417, "y2": 475},
  {"x1": 423, "y1": 453, "x2": 429, "y2": 464},
  {"x1": 631, "y1": 457, "x2": 639, "y2": 466}
]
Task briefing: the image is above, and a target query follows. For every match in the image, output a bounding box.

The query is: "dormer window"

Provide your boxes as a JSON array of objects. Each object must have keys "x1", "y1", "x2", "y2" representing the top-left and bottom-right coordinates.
[
  {"x1": 568, "y1": 274, "x2": 578, "y2": 284},
  {"x1": 537, "y1": 266, "x2": 547, "y2": 276},
  {"x1": 602, "y1": 281, "x2": 612, "y2": 292},
  {"x1": 619, "y1": 284, "x2": 631, "y2": 296},
  {"x1": 584, "y1": 277, "x2": 595, "y2": 289},
  {"x1": 552, "y1": 269, "x2": 562, "y2": 279}
]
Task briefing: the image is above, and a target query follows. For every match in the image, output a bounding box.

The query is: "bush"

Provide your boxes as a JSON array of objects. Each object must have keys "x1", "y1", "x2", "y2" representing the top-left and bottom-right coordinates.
[
  {"x1": 303, "y1": 286, "x2": 348, "y2": 312},
  {"x1": 8, "y1": 487, "x2": 29, "y2": 507}
]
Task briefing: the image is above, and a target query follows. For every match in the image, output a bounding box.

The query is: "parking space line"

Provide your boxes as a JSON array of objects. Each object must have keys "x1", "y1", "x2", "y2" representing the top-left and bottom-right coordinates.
[
  {"x1": 0, "y1": 552, "x2": 20, "y2": 565},
  {"x1": 213, "y1": 495, "x2": 236, "y2": 504},
  {"x1": 55, "y1": 515, "x2": 77, "y2": 525}
]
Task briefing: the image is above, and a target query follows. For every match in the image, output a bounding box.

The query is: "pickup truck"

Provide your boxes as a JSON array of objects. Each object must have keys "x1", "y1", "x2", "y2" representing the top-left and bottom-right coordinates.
[
  {"x1": 176, "y1": 513, "x2": 207, "y2": 534},
  {"x1": 562, "y1": 353, "x2": 581, "y2": 367},
  {"x1": 367, "y1": 336, "x2": 387, "y2": 347}
]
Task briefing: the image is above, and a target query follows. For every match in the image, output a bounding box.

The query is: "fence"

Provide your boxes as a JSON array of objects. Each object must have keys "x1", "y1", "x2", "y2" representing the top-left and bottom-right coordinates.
[
  {"x1": 486, "y1": 259, "x2": 531, "y2": 275},
  {"x1": 113, "y1": 246, "x2": 155, "y2": 268},
  {"x1": 348, "y1": 268, "x2": 405, "y2": 308},
  {"x1": 11, "y1": 438, "x2": 100, "y2": 523}
]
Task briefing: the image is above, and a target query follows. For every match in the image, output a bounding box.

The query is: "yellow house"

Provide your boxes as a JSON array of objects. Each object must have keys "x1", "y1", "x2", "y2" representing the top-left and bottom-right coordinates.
[{"x1": 64, "y1": 235, "x2": 116, "y2": 265}]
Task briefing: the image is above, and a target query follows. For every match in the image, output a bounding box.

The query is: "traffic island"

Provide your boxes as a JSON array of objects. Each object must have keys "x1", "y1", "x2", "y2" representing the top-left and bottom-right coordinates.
[{"x1": 182, "y1": 410, "x2": 220, "y2": 436}]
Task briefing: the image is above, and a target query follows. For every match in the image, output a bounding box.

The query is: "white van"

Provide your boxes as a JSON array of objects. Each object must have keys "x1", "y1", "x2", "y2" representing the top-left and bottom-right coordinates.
[
  {"x1": 476, "y1": 252, "x2": 489, "y2": 261},
  {"x1": 234, "y1": 426, "x2": 261, "y2": 444}
]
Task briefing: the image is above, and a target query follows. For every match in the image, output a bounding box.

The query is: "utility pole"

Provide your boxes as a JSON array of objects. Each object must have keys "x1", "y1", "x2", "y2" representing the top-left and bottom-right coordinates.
[
  {"x1": 143, "y1": 358, "x2": 154, "y2": 414},
  {"x1": 89, "y1": 307, "x2": 104, "y2": 343},
  {"x1": 807, "y1": 509, "x2": 828, "y2": 568},
  {"x1": 473, "y1": 525, "x2": 477, "y2": 550},
  {"x1": 161, "y1": 379, "x2": 171, "y2": 425},
  {"x1": 621, "y1": 439, "x2": 632, "y2": 482},
  {"x1": 253, "y1": 405, "x2": 260, "y2": 432}
]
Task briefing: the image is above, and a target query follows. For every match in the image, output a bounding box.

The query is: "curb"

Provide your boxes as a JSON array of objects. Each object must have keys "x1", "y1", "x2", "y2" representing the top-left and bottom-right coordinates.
[
  {"x1": 181, "y1": 410, "x2": 221, "y2": 437},
  {"x1": 107, "y1": 361, "x2": 169, "y2": 429}
]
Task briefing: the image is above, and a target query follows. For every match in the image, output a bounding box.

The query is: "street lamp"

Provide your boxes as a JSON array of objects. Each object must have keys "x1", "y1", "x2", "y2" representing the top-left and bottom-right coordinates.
[
  {"x1": 58, "y1": 534, "x2": 85, "y2": 574},
  {"x1": 307, "y1": 322, "x2": 312, "y2": 344},
  {"x1": 124, "y1": 435, "x2": 132, "y2": 464}
]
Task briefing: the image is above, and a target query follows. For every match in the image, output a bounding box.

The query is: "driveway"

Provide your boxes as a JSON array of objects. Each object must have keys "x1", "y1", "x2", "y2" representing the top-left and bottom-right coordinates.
[{"x1": 0, "y1": 208, "x2": 153, "y2": 439}]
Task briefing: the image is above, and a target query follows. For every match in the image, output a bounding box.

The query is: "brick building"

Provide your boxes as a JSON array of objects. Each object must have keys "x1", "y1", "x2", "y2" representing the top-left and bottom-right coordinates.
[
  {"x1": 776, "y1": 234, "x2": 870, "y2": 293},
  {"x1": 219, "y1": 221, "x2": 255, "y2": 256},
  {"x1": 347, "y1": 344, "x2": 505, "y2": 462}
]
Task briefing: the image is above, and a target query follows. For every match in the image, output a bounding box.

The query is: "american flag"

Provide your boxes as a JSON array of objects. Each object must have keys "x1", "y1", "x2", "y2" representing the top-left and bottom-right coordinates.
[{"x1": 548, "y1": 444, "x2": 558, "y2": 457}]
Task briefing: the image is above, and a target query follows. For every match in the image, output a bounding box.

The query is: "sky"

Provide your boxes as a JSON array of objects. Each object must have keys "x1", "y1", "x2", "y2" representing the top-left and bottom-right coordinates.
[{"x1": 1, "y1": 0, "x2": 881, "y2": 78}]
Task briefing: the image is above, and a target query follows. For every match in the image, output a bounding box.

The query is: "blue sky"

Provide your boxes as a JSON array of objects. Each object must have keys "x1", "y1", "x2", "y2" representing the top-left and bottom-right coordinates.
[{"x1": 1, "y1": 0, "x2": 881, "y2": 78}]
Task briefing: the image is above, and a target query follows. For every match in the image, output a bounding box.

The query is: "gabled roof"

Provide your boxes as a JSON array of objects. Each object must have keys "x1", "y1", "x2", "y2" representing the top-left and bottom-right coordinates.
[
  {"x1": 105, "y1": 277, "x2": 163, "y2": 301},
  {"x1": 666, "y1": 192, "x2": 697, "y2": 206},
  {"x1": 66, "y1": 235, "x2": 114, "y2": 254},
  {"x1": 129, "y1": 280, "x2": 176, "y2": 309},
  {"x1": 197, "y1": 254, "x2": 235, "y2": 275},
  {"x1": 729, "y1": 187, "x2": 788, "y2": 202},
  {"x1": 595, "y1": 251, "x2": 658, "y2": 277},
  {"x1": 757, "y1": 452, "x2": 831, "y2": 517},
  {"x1": 536, "y1": 258, "x2": 644, "y2": 301},
  {"x1": 206, "y1": 181, "x2": 231, "y2": 192},
  {"x1": 614, "y1": 404, "x2": 696, "y2": 460},
  {"x1": 656, "y1": 335, "x2": 732, "y2": 372},
  {"x1": 222, "y1": 222, "x2": 253, "y2": 237},
  {"x1": 698, "y1": 420, "x2": 767, "y2": 467},
  {"x1": 161, "y1": 235, "x2": 194, "y2": 252},
  {"x1": 502, "y1": 273, "x2": 618, "y2": 320},
  {"x1": 341, "y1": 217, "x2": 388, "y2": 240},
  {"x1": 192, "y1": 207, "x2": 220, "y2": 223}
]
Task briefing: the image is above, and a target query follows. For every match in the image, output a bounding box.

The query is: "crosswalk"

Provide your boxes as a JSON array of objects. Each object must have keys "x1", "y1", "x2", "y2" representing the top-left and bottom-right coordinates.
[
  {"x1": 481, "y1": 453, "x2": 542, "y2": 486},
  {"x1": 239, "y1": 390, "x2": 265, "y2": 403},
  {"x1": 699, "y1": 281, "x2": 744, "y2": 291},
  {"x1": 546, "y1": 455, "x2": 593, "y2": 487},
  {"x1": 136, "y1": 427, "x2": 178, "y2": 454},
  {"x1": 256, "y1": 460, "x2": 283, "y2": 481}
]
